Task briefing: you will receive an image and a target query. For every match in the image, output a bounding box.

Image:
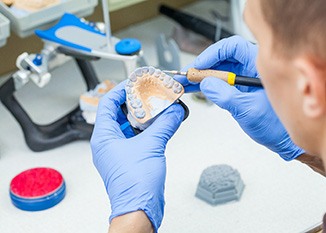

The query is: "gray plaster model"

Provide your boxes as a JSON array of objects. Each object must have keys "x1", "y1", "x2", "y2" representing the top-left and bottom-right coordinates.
[{"x1": 195, "y1": 164, "x2": 245, "y2": 205}]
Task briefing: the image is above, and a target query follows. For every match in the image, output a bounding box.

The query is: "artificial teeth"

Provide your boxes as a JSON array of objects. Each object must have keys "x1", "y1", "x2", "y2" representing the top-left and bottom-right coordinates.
[
  {"x1": 148, "y1": 66, "x2": 155, "y2": 75},
  {"x1": 159, "y1": 73, "x2": 165, "y2": 81},
  {"x1": 129, "y1": 73, "x2": 137, "y2": 82},
  {"x1": 125, "y1": 86, "x2": 130, "y2": 93},
  {"x1": 163, "y1": 76, "x2": 174, "y2": 88},
  {"x1": 126, "y1": 87, "x2": 134, "y2": 94},
  {"x1": 126, "y1": 80, "x2": 134, "y2": 88},
  {"x1": 128, "y1": 93, "x2": 135, "y2": 100},
  {"x1": 173, "y1": 83, "x2": 182, "y2": 94},
  {"x1": 142, "y1": 67, "x2": 149, "y2": 74},
  {"x1": 154, "y1": 69, "x2": 161, "y2": 77},
  {"x1": 134, "y1": 108, "x2": 146, "y2": 119},
  {"x1": 130, "y1": 99, "x2": 142, "y2": 109},
  {"x1": 135, "y1": 68, "x2": 143, "y2": 77},
  {"x1": 126, "y1": 66, "x2": 185, "y2": 130}
]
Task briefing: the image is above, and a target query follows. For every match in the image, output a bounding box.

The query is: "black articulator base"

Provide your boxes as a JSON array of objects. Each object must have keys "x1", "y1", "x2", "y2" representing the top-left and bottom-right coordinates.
[{"x1": 0, "y1": 48, "x2": 100, "y2": 152}]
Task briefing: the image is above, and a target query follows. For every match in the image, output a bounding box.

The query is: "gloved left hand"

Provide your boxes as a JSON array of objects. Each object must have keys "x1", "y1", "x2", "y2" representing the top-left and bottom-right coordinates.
[{"x1": 90, "y1": 81, "x2": 184, "y2": 232}]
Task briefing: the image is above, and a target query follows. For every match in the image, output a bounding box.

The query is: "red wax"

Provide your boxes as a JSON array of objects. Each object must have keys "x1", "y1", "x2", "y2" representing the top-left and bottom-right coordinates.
[{"x1": 10, "y1": 167, "x2": 64, "y2": 198}]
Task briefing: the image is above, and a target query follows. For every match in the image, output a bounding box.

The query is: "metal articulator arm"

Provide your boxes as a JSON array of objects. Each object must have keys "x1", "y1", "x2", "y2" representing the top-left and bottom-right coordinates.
[{"x1": 0, "y1": 47, "x2": 100, "y2": 152}]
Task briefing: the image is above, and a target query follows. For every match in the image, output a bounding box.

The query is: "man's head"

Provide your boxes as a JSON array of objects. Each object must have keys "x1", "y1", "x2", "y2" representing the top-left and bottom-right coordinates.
[
  {"x1": 244, "y1": 0, "x2": 326, "y2": 157},
  {"x1": 259, "y1": 0, "x2": 326, "y2": 61}
]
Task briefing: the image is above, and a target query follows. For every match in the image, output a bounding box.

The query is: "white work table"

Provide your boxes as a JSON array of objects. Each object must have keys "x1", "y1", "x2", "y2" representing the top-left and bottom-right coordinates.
[{"x1": 0, "y1": 2, "x2": 326, "y2": 233}]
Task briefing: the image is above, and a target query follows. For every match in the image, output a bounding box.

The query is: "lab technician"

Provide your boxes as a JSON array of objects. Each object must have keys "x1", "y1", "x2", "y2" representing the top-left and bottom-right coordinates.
[{"x1": 90, "y1": 0, "x2": 326, "y2": 232}]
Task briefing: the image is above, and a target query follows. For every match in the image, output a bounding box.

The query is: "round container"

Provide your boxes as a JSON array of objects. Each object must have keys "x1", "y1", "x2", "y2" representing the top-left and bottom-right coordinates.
[{"x1": 10, "y1": 167, "x2": 66, "y2": 211}]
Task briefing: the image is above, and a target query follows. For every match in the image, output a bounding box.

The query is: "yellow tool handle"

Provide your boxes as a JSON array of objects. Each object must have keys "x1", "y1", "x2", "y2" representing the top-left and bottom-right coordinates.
[{"x1": 187, "y1": 68, "x2": 236, "y2": 85}]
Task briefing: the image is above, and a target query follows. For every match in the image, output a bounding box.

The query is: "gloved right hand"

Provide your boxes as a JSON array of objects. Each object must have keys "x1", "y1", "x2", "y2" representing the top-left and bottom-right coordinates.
[{"x1": 188, "y1": 36, "x2": 304, "y2": 161}]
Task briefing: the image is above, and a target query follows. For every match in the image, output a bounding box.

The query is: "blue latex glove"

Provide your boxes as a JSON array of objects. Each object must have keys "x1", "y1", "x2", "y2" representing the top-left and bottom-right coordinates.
[
  {"x1": 179, "y1": 36, "x2": 304, "y2": 161},
  {"x1": 90, "y1": 81, "x2": 184, "y2": 231}
]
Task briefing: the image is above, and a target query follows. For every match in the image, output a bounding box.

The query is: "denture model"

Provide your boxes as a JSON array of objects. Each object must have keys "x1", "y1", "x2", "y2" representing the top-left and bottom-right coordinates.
[
  {"x1": 12, "y1": 0, "x2": 60, "y2": 11},
  {"x1": 79, "y1": 80, "x2": 115, "y2": 124},
  {"x1": 125, "y1": 66, "x2": 184, "y2": 130}
]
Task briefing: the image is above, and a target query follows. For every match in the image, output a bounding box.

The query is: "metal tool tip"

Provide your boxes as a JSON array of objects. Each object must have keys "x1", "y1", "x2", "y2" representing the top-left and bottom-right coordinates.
[
  {"x1": 162, "y1": 70, "x2": 176, "y2": 74},
  {"x1": 163, "y1": 70, "x2": 186, "y2": 76}
]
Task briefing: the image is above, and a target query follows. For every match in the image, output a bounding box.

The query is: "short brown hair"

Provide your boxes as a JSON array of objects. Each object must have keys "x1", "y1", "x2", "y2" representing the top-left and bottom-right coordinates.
[{"x1": 260, "y1": 0, "x2": 326, "y2": 61}]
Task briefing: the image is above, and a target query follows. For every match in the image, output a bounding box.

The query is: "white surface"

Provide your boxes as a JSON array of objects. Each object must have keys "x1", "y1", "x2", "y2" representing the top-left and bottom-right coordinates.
[
  {"x1": 0, "y1": 1, "x2": 326, "y2": 233},
  {"x1": 162, "y1": 96, "x2": 326, "y2": 233}
]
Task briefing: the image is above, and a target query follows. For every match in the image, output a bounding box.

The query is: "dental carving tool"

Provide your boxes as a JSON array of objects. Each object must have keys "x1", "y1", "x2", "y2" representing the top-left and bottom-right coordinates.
[{"x1": 163, "y1": 68, "x2": 263, "y2": 87}]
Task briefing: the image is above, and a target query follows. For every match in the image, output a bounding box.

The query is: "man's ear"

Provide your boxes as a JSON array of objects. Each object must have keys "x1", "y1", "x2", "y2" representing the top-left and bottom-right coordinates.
[{"x1": 294, "y1": 56, "x2": 326, "y2": 118}]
